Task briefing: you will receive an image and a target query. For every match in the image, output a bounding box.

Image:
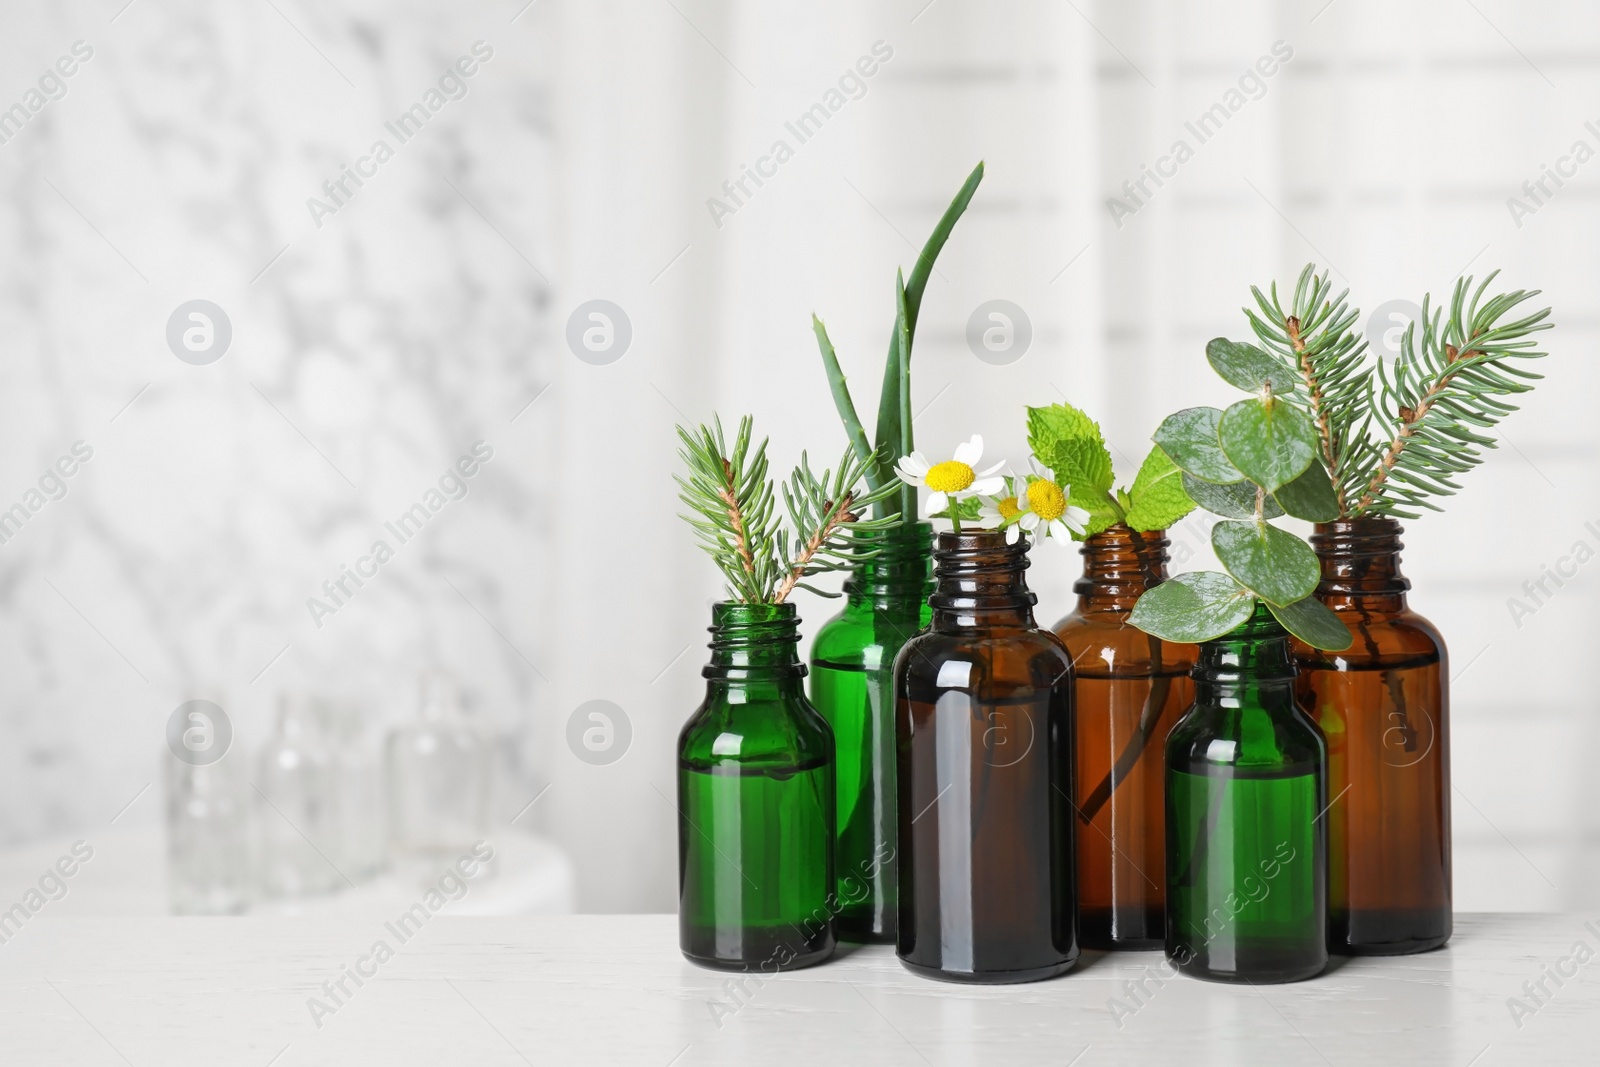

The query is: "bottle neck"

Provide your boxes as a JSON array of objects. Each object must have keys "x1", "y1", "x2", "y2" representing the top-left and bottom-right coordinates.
[
  {"x1": 1192, "y1": 603, "x2": 1298, "y2": 708},
  {"x1": 702, "y1": 601, "x2": 806, "y2": 689},
  {"x1": 1311, "y1": 517, "x2": 1408, "y2": 614},
  {"x1": 929, "y1": 529, "x2": 1037, "y2": 631},
  {"x1": 1074, "y1": 524, "x2": 1171, "y2": 613},
  {"x1": 844, "y1": 521, "x2": 934, "y2": 606}
]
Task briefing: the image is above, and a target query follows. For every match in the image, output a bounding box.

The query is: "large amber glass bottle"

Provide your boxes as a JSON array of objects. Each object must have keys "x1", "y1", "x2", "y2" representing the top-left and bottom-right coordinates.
[
  {"x1": 1054, "y1": 525, "x2": 1196, "y2": 949},
  {"x1": 1166, "y1": 603, "x2": 1327, "y2": 984},
  {"x1": 895, "y1": 529, "x2": 1078, "y2": 983},
  {"x1": 678, "y1": 602, "x2": 836, "y2": 971},
  {"x1": 1294, "y1": 517, "x2": 1450, "y2": 955},
  {"x1": 810, "y1": 522, "x2": 933, "y2": 943}
]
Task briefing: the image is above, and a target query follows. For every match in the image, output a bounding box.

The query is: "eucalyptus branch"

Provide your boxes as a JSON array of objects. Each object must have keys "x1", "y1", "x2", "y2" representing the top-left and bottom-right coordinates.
[{"x1": 1353, "y1": 272, "x2": 1552, "y2": 518}]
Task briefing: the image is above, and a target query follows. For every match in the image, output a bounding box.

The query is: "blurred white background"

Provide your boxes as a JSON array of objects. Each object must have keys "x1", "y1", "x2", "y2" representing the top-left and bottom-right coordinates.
[{"x1": 0, "y1": 0, "x2": 1592, "y2": 916}]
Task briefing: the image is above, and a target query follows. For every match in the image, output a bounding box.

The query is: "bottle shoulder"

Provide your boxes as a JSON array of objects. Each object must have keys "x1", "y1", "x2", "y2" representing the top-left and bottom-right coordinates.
[
  {"x1": 1169, "y1": 698, "x2": 1325, "y2": 771},
  {"x1": 811, "y1": 600, "x2": 929, "y2": 663},
  {"x1": 1295, "y1": 603, "x2": 1445, "y2": 670},
  {"x1": 1053, "y1": 611, "x2": 1196, "y2": 677},
  {"x1": 678, "y1": 688, "x2": 834, "y2": 770},
  {"x1": 895, "y1": 626, "x2": 1074, "y2": 685}
]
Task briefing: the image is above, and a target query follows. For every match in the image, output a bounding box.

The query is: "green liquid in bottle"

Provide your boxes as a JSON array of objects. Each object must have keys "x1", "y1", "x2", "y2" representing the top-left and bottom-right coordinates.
[{"x1": 678, "y1": 758, "x2": 834, "y2": 970}]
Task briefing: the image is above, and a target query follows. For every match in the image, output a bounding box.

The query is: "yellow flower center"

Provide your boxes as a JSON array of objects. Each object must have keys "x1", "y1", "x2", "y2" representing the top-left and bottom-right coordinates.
[
  {"x1": 996, "y1": 496, "x2": 1023, "y2": 522},
  {"x1": 925, "y1": 460, "x2": 976, "y2": 494},
  {"x1": 1026, "y1": 479, "x2": 1067, "y2": 522}
]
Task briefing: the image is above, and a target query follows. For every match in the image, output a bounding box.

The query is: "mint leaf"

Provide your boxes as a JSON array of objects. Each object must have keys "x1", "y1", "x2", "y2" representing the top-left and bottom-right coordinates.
[
  {"x1": 1182, "y1": 472, "x2": 1283, "y2": 521},
  {"x1": 1124, "y1": 446, "x2": 1195, "y2": 531},
  {"x1": 1153, "y1": 407, "x2": 1244, "y2": 484},
  {"x1": 930, "y1": 496, "x2": 983, "y2": 522},
  {"x1": 1267, "y1": 595, "x2": 1351, "y2": 651},
  {"x1": 1128, "y1": 571, "x2": 1255, "y2": 644},
  {"x1": 1211, "y1": 519, "x2": 1320, "y2": 606},
  {"x1": 1272, "y1": 462, "x2": 1341, "y2": 522},
  {"x1": 1217, "y1": 397, "x2": 1315, "y2": 492},
  {"x1": 1206, "y1": 337, "x2": 1298, "y2": 395},
  {"x1": 1069, "y1": 486, "x2": 1121, "y2": 539},
  {"x1": 1027, "y1": 403, "x2": 1114, "y2": 496}
]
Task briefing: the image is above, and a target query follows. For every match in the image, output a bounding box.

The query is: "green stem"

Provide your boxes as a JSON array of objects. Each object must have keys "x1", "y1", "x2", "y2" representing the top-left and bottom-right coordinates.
[{"x1": 894, "y1": 272, "x2": 915, "y2": 525}]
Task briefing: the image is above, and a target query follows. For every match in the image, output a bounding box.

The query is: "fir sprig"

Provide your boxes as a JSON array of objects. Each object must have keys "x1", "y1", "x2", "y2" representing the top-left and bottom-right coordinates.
[
  {"x1": 676, "y1": 416, "x2": 900, "y2": 604},
  {"x1": 1243, "y1": 265, "x2": 1374, "y2": 515},
  {"x1": 1353, "y1": 273, "x2": 1552, "y2": 518}
]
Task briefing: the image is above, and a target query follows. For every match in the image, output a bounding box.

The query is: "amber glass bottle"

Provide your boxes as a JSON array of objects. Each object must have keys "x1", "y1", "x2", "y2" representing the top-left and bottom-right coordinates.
[
  {"x1": 678, "y1": 602, "x2": 836, "y2": 971},
  {"x1": 895, "y1": 529, "x2": 1078, "y2": 983},
  {"x1": 1294, "y1": 517, "x2": 1450, "y2": 955},
  {"x1": 1054, "y1": 525, "x2": 1196, "y2": 949},
  {"x1": 810, "y1": 522, "x2": 933, "y2": 943}
]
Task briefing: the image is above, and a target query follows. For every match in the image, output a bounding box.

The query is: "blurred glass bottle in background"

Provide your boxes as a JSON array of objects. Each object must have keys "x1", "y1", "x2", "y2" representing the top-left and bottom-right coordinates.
[
  {"x1": 165, "y1": 751, "x2": 251, "y2": 915},
  {"x1": 325, "y1": 699, "x2": 386, "y2": 883},
  {"x1": 386, "y1": 672, "x2": 492, "y2": 879},
  {"x1": 255, "y1": 696, "x2": 343, "y2": 898}
]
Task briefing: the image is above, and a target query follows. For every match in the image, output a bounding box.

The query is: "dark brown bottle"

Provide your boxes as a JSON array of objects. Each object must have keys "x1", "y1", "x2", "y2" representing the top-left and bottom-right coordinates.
[
  {"x1": 1293, "y1": 517, "x2": 1450, "y2": 955},
  {"x1": 894, "y1": 529, "x2": 1079, "y2": 983},
  {"x1": 1054, "y1": 525, "x2": 1196, "y2": 949}
]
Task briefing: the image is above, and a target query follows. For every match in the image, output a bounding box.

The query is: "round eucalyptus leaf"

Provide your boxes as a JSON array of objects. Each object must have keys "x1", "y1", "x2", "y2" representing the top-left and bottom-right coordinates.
[
  {"x1": 1153, "y1": 407, "x2": 1244, "y2": 485},
  {"x1": 1211, "y1": 519, "x2": 1320, "y2": 606},
  {"x1": 1183, "y1": 472, "x2": 1284, "y2": 521},
  {"x1": 1267, "y1": 594, "x2": 1352, "y2": 651},
  {"x1": 1217, "y1": 398, "x2": 1316, "y2": 492},
  {"x1": 1206, "y1": 337, "x2": 1297, "y2": 395},
  {"x1": 1128, "y1": 570, "x2": 1255, "y2": 644},
  {"x1": 1272, "y1": 462, "x2": 1341, "y2": 522}
]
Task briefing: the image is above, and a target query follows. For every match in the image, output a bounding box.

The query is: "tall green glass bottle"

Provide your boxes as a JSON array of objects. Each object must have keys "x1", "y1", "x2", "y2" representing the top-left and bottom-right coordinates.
[
  {"x1": 1165, "y1": 603, "x2": 1327, "y2": 984},
  {"x1": 809, "y1": 522, "x2": 933, "y2": 943},
  {"x1": 678, "y1": 602, "x2": 836, "y2": 971}
]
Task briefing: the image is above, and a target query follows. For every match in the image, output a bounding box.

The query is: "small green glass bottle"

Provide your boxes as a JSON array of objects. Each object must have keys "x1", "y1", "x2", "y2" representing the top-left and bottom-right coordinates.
[
  {"x1": 1165, "y1": 603, "x2": 1327, "y2": 984},
  {"x1": 809, "y1": 522, "x2": 933, "y2": 943},
  {"x1": 678, "y1": 601, "x2": 837, "y2": 971}
]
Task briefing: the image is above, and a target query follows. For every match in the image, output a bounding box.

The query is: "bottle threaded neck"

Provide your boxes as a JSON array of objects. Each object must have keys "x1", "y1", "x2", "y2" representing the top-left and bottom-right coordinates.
[
  {"x1": 1074, "y1": 524, "x2": 1171, "y2": 609},
  {"x1": 1194, "y1": 602, "x2": 1297, "y2": 690},
  {"x1": 843, "y1": 521, "x2": 934, "y2": 601},
  {"x1": 1311, "y1": 516, "x2": 1408, "y2": 602},
  {"x1": 704, "y1": 601, "x2": 806, "y2": 679},
  {"x1": 929, "y1": 529, "x2": 1036, "y2": 625}
]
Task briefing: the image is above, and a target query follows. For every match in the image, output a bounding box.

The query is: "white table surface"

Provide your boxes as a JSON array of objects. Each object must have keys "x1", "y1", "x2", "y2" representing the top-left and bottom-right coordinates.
[{"x1": 1, "y1": 913, "x2": 1592, "y2": 1065}]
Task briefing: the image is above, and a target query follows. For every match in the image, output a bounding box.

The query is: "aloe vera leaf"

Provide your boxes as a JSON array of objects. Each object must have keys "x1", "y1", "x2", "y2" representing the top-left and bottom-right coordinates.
[
  {"x1": 811, "y1": 315, "x2": 876, "y2": 485},
  {"x1": 871, "y1": 161, "x2": 985, "y2": 480}
]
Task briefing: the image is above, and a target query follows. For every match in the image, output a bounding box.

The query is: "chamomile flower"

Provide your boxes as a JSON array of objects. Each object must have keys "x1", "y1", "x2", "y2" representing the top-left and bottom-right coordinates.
[
  {"x1": 895, "y1": 435, "x2": 1005, "y2": 518},
  {"x1": 1016, "y1": 460, "x2": 1092, "y2": 543},
  {"x1": 979, "y1": 477, "x2": 1026, "y2": 543}
]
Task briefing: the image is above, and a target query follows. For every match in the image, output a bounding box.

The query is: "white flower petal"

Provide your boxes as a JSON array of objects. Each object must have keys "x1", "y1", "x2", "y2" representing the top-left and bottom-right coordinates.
[
  {"x1": 976, "y1": 460, "x2": 1005, "y2": 477},
  {"x1": 896, "y1": 454, "x2": 930, "y2": 478},
  {"x1": 952, "y1": 435, "x2": 983, "y2": 466},
  {"x1": 1005, "y1": 525, "x2": 1021, "y2": 544},
  {"x1": 1063, "y1": 504, "x2": 1092, "y2": 532},
  {"x1": 894, "y1": 467, "x2": 924, "y2": 488},
  {"x1": 926, "y1": 490, "x2": 949, "y2": 515},
  {"x1": 1030, "y1": 456, "x2": 1051, "y2": 479},
  {"x1": 967, "y1": 476, "x2": 1005, "y2": 497},
  {"x1": 1048, "y1": 519, "x2": 1071, "y2": 541},
  {"x1": 1020, "y1": 513, "x2": 1040, "y2": 531}
]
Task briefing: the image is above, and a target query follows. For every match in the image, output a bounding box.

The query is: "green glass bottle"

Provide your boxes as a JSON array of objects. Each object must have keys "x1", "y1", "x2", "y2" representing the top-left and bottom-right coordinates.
[
  {"x1": 1165, "y1": 603, "x2": 1327, "y2": 984},
  {"x1": 678, "y1": 601, "x2": 836, "y2": 971},
  {"x1": 809, "y1": 522, "x2": 933, "y2": 943}
]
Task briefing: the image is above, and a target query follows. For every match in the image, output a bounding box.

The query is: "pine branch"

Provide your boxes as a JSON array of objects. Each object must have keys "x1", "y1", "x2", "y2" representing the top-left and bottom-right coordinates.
[
  {"x1": 1353, "y1": 272, "x2": 1552, "y2": 518},
  {"x1": 1245, "y1": 263, "x2": 1374, "y2": 516},
  {"x1": 675, "y1": 416, "x2": 782, "y2": 603},
  {"x1": 678, "y1": 419, "x2": 898, "y2": 604},
  {"x1": 774, "y1": 444, "x2": 900, "y2": 602}
]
